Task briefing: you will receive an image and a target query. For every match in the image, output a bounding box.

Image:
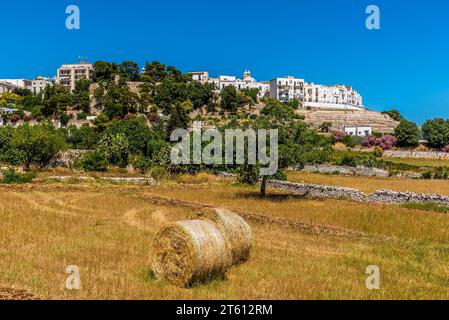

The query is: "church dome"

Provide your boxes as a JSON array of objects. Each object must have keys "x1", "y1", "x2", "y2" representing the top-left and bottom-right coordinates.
[{"x1": 242, "y1": 70, "x2": 256, "y2": 83}]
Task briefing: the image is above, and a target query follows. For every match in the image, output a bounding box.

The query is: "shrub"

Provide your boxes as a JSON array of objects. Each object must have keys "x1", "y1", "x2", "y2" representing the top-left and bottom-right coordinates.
[
  {"x1": 1, "y1": 168, "x2": 37, "y2": 184},
  {"x1": 421, "y1": 171, "x2": 433, "y2": 179},
  {"x1": 129, "y1": 155, "x2": 151, "y2": 174},
  {"x1": 236, "y1": 164, "x2": 260, "y2": 185},
  {"x1": 343, "y1": 135, "x2": 356, "y2": 148},
  {"x1": 362, "y1": 134, "x2": 396, "y2": 150},
  {"x1": 331, "y1": 131, "x2": 345, "y2": 143},
  {"x1": 373, "y1": 146, "x2": 384, "y2": 158},
  {"x1": 97, "y1": 132, "x2": 130, "y2": 167},
  {"x1": 339, "y1": 154, "x2": 358, "y2": 167},
  {"x1": 378, "y1": 135, "x2": 397, "y2": 150},
  {"x1": 149, "y1": 166, "x2": 168, "y2": 180},
  {"x1": 81, "y1": 151, "x2": 108, "y2": 172}
]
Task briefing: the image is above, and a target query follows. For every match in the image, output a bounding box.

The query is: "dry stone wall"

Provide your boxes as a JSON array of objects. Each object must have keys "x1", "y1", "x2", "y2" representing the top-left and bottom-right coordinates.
[{"x1": 268, "y1": 180, "x2": 449, "y2": 206}]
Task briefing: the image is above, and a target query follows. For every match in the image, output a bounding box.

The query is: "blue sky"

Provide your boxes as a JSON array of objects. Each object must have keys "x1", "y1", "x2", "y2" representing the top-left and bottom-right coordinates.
[{"x1": 1, "y1": 0, "x2": 448, "y2": 123}]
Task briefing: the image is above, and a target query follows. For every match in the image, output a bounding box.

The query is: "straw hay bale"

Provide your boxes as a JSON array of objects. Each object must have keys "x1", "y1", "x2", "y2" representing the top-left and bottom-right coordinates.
[
  {"x1": 151, "y1": 220, "x2": 232, "y2": 287},
  {"x1": 199, "y1": 208, "x2": 252, "y2": 265}
]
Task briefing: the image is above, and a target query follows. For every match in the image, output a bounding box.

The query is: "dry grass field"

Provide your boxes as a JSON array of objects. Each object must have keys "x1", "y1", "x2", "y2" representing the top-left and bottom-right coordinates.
[
  {"x1": 383, "y1": 157, "x2": 449, "y2": 168},
  {"x1": 288, "y1": 171, "x2": 449, "y2": 195},
  {"x1": 1, "y1": 175, "x2": 449, "y2": 300}
]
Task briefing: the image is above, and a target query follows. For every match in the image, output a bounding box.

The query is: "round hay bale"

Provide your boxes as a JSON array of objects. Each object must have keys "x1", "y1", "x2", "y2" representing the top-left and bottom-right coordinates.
[
  {"x1": 199, "y1": 208, "x2": 252, "y2": 265},
  {"x1": 151, "y1": 220, "x2": 232, "y2": 287}
]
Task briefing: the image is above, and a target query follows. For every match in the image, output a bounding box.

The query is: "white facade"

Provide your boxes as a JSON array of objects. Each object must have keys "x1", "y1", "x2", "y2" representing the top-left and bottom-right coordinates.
[
  {"x1": 190, "y1": 70, "x2": 270, "y2": 99},
  {"x1": 0, "y1": 81, "x2": 20, "y2": 95},
  {"x1": 31, "y1": 76, "x2": 53, "y2": 95},
  {"x1": 304, "y1": 83, "x2": 363, "y2": 109},
  {"x1": 0, "y1": 79, "x2": 32, "y2": 90},
  {"x1": 270, "y1": 76, "x2": 305, "y2": 102},
  {"x1": 344, "y1": 126, "x2": 372, "y2": 137},
  {"x1": 57, "y1": 62, "x2": 94, "y2": 91}
]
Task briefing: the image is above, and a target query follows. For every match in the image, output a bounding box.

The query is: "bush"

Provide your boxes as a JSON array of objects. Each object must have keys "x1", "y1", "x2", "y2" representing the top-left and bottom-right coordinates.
[
  {"x1": 362, "y1": 134, "x2": 397, "y2": 150},
  {"x1": 331, "y1": 131, "x2": 345, "y2": 143},
  {"x1": 339, "y1": 154, "x2": 358, "y2": 167},
  {"x1": 343, "y1": 135, "x2": 356, "y2": 148},
  {"x1": 373, "y1": 146, "x2": 384, "y2": 158},
  {"x1": 129, "y1": 155, "x2": 151, "y2": 174},
  {"x1": 1, "y1": 168, "x2": 37, "y2": 184},
  {"x1": 149, "y1": 166, "x2": 168, "y2": 180},
  {"x1": 236, "y1": 164, "x2": 260, "y2": 185},
  {"x1": 81, "y1": 151, "x2": 108, "y2": 172}
]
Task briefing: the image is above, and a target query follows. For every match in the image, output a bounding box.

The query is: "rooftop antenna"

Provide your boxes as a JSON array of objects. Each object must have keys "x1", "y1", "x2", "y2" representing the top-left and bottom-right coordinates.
[{"x1": 78, "y1": 56, "x2": 88, "y2": 64}]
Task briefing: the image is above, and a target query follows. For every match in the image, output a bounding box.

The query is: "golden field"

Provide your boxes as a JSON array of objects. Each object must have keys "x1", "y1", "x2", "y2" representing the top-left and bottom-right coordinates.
[
  {"x1": 1, "y1": 174, "x2": 449, "y2": 299},
  {"x1": 288, "y1": 171, "x2": 449, "y2": 195}
]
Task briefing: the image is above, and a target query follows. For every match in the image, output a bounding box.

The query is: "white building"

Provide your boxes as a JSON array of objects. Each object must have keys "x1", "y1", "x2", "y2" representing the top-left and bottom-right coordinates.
[
  {"x1": 0, "y1": 79, "x2": 32, "y2": 91},
  {"x1": 190, "y1": 70, "x2": 270, "y2": 99},
  {"x1": 270, "y1": 76, "x2": 305, "y2": 102},
  {"x1": 0, "y1": 81, "x2": 20, "y2": 95},
  {"x1": 57, "y1": 62, "x2": 94, "y2": 91},
  {"x1": 304, "y1": 83, "x2": 363, "y2": 110},
  {"x1": 31, "y1": 76, "x2": 53, "y2": 95},
  {"x1": 193, "y1": 70, "x2": 364, "y2": 110},
  {"x1": 344, "y1": 125, "x2": 372, "y2": 137}
]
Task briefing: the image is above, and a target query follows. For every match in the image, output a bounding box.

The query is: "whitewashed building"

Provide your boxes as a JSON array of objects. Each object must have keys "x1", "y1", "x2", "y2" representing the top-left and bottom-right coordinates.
[
  {"x1": 304, "y1": 83, "x2": 363, "y2": 110},
  {"x1": 191, "y1": 70, "x2": 364, "y2": 109},
  {"x1": 190, "y1": 70, "x2": 270, "y2": 99},
  {"x1": 0, "y1": 81, "x2": 20, "y2": 95},
  {"x1": 344, "y1": 125, "x2": 372, "y2": 137},
  {"x1": 0, "y1": 79, "x2": 32, "y2": 90},
  {"x1": 269, "y1": 76, "x2": 305, "y2": 102}
]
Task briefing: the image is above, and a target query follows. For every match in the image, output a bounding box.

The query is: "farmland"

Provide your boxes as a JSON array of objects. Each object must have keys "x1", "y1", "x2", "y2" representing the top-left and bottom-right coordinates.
[{"x1": 1, "y1": 174, "x2": 449, "y2": 300}]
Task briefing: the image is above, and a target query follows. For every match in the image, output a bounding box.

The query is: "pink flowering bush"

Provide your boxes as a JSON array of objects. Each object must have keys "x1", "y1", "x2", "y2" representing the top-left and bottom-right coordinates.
[
  {"x1": 331, "y1": 131, "x2": 345, "y2": 143},
  {"x1": 9, "y1": 114, "x2": 21, "y2": 123},
  {"x1": 362, "y1": 135, "x2": 397, "y2": 150},
  {"x1": 442, "y1": 145, "x2": 449, "y2": 153}
]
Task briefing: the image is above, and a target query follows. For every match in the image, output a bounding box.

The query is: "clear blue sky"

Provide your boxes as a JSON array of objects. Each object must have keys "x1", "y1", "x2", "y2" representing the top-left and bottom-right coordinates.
[{"x1": 1, "y1": 0, "x2": 448, "y2": 123}]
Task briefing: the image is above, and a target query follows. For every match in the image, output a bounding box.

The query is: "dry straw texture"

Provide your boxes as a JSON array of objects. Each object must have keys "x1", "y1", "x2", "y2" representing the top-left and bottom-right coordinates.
[
  {"x1": 199, "y1": 208, "x2": 253, "y2": 265},
  {"x1": 151, "y1": 220, "x2": 232, "y2": 287}
]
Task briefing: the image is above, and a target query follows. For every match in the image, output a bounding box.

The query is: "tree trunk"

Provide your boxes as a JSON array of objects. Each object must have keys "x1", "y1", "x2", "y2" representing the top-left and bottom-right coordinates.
[{"x1": 260, "y1": 176, "x2": 267, "y2": 198}]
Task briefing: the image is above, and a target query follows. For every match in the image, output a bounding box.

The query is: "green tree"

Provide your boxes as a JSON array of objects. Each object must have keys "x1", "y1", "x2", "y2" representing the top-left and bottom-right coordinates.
[
  {"x1": 92, "y1": 61, "x2": 117, "y2": 82},
  {"x1": 97, "y1": 132, "x2": 130, "y2": 167},
  {"x1": 12, "y1": 123, "x2": 67, "y2": 170},
  {"x1": 382, "y1": 109, "x2": 403, "y2": 122},
  {"x1": 235, "y1": 99, "x2": 331, "y2": 197},
  {"x1": 72, "y1": 79, "x2": 91, "y2": 113},
  {"x1": 102, "y1": 116, "x2": 165, "y2": 157},
  {"x1": 118, "y1": 61, "x2": 140, "y2": 81},
  {"x1": 422, "y1": 119, "x2": 449, "y2": 148},
  {"x1": 220, "y1": 85, "x2": 239, "y2": 112},
  {"x1": 42, "y1": 85, "x2": 72, "y2": 117},
  {"x1": 395, "y1": 119, "x2": 420, "y2": 147}
]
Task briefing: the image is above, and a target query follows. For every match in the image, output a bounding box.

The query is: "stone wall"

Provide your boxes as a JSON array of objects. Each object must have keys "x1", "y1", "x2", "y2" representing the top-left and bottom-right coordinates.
[
  {"x1": 384, "y1": 150, "x2": 449, "y2": 159},
  {"x1": 267, "y1": 180, "x2": 449, "y2": 206},
  {"x1": 301, "y1": 164, "x2": 389, "y2": 177}
]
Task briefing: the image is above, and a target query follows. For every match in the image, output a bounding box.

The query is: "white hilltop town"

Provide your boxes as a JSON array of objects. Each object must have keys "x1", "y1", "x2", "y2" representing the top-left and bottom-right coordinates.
[{"x1": 0, "y1": 62, "x2": 398, "y2": 134}]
